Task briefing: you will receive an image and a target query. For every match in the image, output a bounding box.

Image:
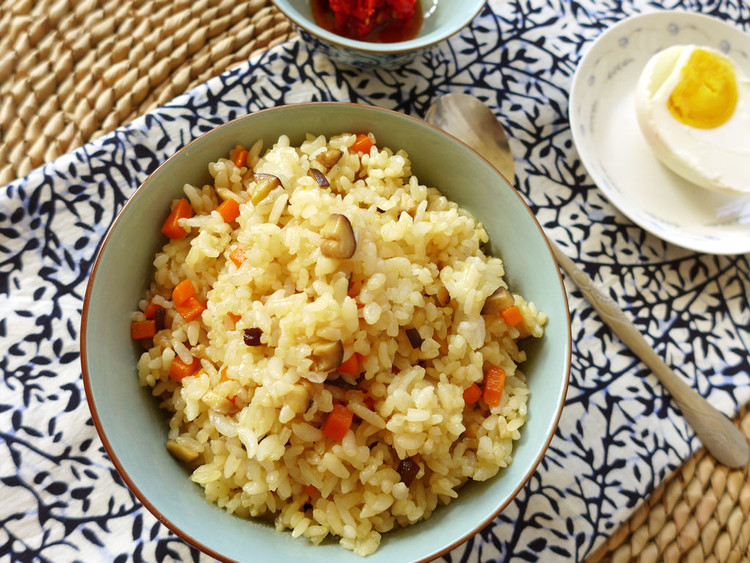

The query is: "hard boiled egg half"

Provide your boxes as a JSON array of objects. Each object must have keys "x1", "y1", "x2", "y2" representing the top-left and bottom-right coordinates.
[{"x1": 635, "y1": 45, "x2": 750, "y2": 195}]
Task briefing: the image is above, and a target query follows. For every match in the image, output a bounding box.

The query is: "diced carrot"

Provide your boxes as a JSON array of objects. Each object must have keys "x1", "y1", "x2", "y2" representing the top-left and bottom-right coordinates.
[
  {"x1": 169, "y1": 355, "x2": 201, "y2": 382},
  {"x1": 227, "y1": 312, "x2": 241, "y2": 325},
  {"x1": 143, "y1": 299, "x2": 164, "y2": 319},
  {"x1": 303, "y1": 484, "x2": 319, "y2": 496},
  {"x1": 172, "y1": 279, "x2": 195, "y2": 306},
  {"x1": 351, "y1": 132, "x2": 374, "y2": 155},
  {"x1": 321, "y1": 404, "x2": 354, "y2": 442},
  {"x1": 483, "y1": 365, "x2": 506, "y2": 407},
  {"x1": 338, "y1": 352, "x2": 363, "y2": 376},
  {"x1": 175, "y1": 296, "x2": 206, "y2": 322},
  {"x1": 462, "y1": 383, "x2": 482, "y2": 405},
  {"x1": 229, "y1": 247, "x2": 246, "y2": 267},
  {"x1": 233, "y1": 148, "x2": 249, "y2": 168},
  {"x1": 160, "y1": 198, "x2": 193, "y2": 239},
  {"x1": 130, "y1": 319, "x2": 157, "y2": 340},
  {"x1": 216, "y1": 198, "x2": 240, "y2": 223},
  {"x1": 500, "y1": 305, "x2": 524, "y2": 328}
]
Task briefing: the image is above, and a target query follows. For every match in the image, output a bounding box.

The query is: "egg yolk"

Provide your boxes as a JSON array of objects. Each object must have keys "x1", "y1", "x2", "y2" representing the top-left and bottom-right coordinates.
[{"x1": 667, "y1": 48, "x2": 738, "y2": 129}]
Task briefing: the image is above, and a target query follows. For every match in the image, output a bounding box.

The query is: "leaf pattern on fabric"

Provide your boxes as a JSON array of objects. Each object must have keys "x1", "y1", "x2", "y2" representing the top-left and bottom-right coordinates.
[{"x1": 1, "y1": 1, "x2": 749, "y2": 561}]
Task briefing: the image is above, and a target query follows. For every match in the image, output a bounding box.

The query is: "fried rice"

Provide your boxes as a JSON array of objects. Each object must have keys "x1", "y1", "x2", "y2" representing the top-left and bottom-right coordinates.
[{"x1": 132, "y1": 132, "x2": 546, "y2": 556}]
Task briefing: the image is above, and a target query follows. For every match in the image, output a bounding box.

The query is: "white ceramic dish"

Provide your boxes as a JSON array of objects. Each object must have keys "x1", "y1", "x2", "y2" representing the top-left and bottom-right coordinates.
[{"x1": 569, "y1": 11, "x2": 750, "y2": 255}]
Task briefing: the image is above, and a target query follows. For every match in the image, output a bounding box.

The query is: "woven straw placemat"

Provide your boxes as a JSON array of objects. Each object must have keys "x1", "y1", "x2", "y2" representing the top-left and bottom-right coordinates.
[
  {"x1": 2, "y1": 2, "x2": 749, "y2": 561},
  {"x1": 0, "y1": 0, "x2": 293, "y2": 185},
  {"x1": 589, "y1": 405, "x2": 750, "y2": 563}
]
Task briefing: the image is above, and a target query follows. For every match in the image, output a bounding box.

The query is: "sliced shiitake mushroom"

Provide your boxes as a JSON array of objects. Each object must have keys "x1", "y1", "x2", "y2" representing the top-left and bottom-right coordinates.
[
  {"x1": 481, "y1": 286, "x2": 515, "y2": 315},
  {"x1": 405, "y1": 328, "x2": 423, "y2": 349},
  {"x1": 310, "y1": 339, "x2": 344, "y2": 372},
  {"x1": 320, "y1": 214, "x2": 356, "y2": 259},
  {"x1": 309, "y1": 168, "x2": 329, "y2": 187},
  {"x1": 251, "y1": 173, "x2": 282, "y2": 205},
  {"x1": 243, "y1": 327, "x2": 263, "y2": 346},
  {"x1": 286, "y1": 383, "x2": 311, "y2": 413},
  {"x1": 516, "y1": 321, "x2": 532, "y2": 339},
  {"x1": 154, "y1": 307, "x2": 167, "y2": 331},
  {"x1": 316, "y1": 148, "x2": 343, "y2": 169},
  {"x1": 166, "y1": 438, "x2": 202, "y2": 463},
  {"x1": 397, "y1": 457, "x2": 420, "y2": 487},
  {"x1": 201, "y1": 390, "x2": 237, "y2": 415},
  {"x1": 326, "y1": 376, "x2": 360, "y2": 390}
]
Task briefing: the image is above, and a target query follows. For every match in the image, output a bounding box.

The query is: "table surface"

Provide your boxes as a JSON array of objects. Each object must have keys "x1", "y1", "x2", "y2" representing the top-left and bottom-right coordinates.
[{"x1": 2, "y1": 1, "x2": 749, "y2": 561}]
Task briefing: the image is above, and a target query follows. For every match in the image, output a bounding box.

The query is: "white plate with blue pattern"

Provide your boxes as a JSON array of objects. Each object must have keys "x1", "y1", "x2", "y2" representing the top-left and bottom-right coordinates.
[{"x1": 569, "y1": 11, "x2": 750, "y2": 255}]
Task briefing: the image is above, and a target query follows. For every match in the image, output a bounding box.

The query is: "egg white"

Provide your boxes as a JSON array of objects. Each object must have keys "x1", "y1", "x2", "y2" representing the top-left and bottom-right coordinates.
[{"x1": 635, "y1": 45, "x2": 750, "y2": 195}]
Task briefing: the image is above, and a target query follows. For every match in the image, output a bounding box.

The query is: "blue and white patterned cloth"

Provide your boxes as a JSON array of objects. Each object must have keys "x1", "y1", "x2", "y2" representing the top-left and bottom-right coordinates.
[{"x1": 2, "y1": 1, "x2": 749, "y2": 561}]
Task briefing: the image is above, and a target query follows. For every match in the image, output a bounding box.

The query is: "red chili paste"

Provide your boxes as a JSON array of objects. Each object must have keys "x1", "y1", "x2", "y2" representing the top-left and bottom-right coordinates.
[{"x1": 311, "y1": 0, "x2": 423, "y2": 43}]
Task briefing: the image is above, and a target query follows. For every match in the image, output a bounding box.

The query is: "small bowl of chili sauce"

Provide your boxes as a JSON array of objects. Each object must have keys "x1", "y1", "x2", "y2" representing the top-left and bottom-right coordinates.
[{"x1": 270, "y1": 0, "x2": 486, "y2": 68}]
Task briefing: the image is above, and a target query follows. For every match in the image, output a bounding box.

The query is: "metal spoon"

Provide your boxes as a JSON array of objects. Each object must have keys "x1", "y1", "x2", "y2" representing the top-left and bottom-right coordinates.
[{"x1": 425, "y1": 92, "x2": 748, "y2": 468}]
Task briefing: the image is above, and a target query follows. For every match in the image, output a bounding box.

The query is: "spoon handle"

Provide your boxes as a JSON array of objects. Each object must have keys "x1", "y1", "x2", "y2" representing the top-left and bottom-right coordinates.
[{"x1": 550, "y1": 243, "x2": 748, "y2": 468}]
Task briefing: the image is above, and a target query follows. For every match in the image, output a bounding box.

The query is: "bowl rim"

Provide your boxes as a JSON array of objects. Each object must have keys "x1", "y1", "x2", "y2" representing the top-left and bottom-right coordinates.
[
  {"x1": 270, "y1": 0, "x2": 487, "y2": 55},
  {"x1": 81, "y1": 101, "x2": 571, "y2": 563}
]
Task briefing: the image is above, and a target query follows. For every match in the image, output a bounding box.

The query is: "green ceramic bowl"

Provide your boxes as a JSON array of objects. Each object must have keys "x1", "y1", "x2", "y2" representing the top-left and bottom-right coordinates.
[
  {"x1": 270, "y1": 0, "x2": 486, "y2": 68},
  {"x1": 82, "y1": 103, "x2": 571, "y2": 563}
]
